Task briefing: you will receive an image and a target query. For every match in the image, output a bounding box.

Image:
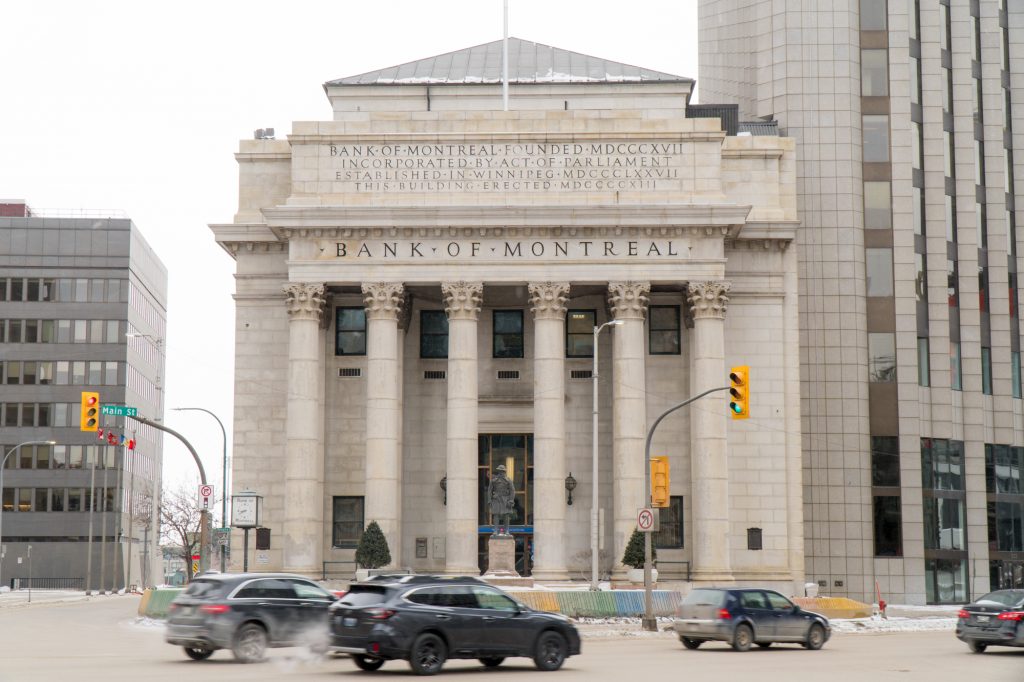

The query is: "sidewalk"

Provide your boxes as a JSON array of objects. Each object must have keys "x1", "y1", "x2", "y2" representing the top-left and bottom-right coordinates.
[{"x1": 0, "y1": 588, "x2": 137, "y2": 609}]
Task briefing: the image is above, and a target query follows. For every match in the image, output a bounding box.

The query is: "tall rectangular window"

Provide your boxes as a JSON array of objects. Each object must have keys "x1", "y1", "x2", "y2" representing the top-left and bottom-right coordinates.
[
  {"x1": 861, "y1": 49, "x2": 889, "y2": 96},
  {"x1": 566, "y1": 310, "x2": 596, "y2": 358},
  {"x1": 419, "y1": 310, "x2": 449, "y2": 359},
  {"x1": 951, "y1": 342, "x2": 963, "y2": 391},
  {"x1": 863, "y1": 115, "x2": 891, "y2": 162},
  {"x1": 864, "y1": 181, "x2": 892, "y2": 229},
  {"x1": 918, "y1": 337, "x2": 930, "y2": 387},
  {"x1": 982, "y1": 347, "x2": 993, "y2": 395},
  {"x1": 873, "y1": 496, "x2": 903, "y2": 556},
  {"x1": 872, "y1": 436, "x2": 901, "y2": 487},
  {"x1": 649, "y1": 306, "x2": 681, "y2": 355},
  {"x1": 493, "y1": 310, "x2": 524, "y2": 358},
  {"x1": 654, "y1": 496, "x2": 684, "y2": 549},
  {"x1": 869, "y1": 333, "x2": 896, "y2": 382},
  {"x1": 860, "y1": 0, "x2": 887, "y2": 30},
  {"x1": 331, "y1": 496, "x2": 364, "y2": 548},
  {"x1": 335, "y1": 307, "x2": 367, "y2": 356},
  {"x1": 867, "y1": 248, "x2": 894, "y2": 296},
  {"x1": 1013, "y1": 351, "x2": 1022, "y2": 398}
]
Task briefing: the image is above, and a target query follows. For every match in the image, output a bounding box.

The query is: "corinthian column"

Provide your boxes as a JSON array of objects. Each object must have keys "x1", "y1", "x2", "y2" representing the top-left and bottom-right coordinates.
[
  {"x1": 442, "y1": 281, "x2": 483, "y2": 574},
  {"x1": 608, "y1": 281, "x2": 650, "y2": 576},
  {"x1": 687, "y1": 280, "x2": 734, "y2": 581},
  {"x1": 362, "y1": 282, "x2": 404, "y2": 568},
  {"x1": 282, "y1": 282, "x2": 326, "y2": 575},
  {"x1": 528, "y1": 282, "x2": 570, "y2": 580}
]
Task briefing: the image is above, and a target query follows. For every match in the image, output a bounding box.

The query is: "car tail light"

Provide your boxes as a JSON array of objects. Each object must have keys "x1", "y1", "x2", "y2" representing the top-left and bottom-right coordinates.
[
  {"x1": 997, "y1": 611, "x2": 1024, "y2": 621},
  {"x1": 957, "y1": 610, "x2": 969, "y2": 619},
  {"x1": 199, "y1": 604, "x2": 231, "y2": 615},
  {"x1": 365, "y1": 608, "x2": 396, "y2": 620},
  {"x1": 370, "y1": 642, "x2": 381, "y2": 653},
  {"x1": 167, "y1": 603, "x2": 179, "y2": 613},
  {"x1": 718, "y1": 608, "x2": 731, "y2": 620}
]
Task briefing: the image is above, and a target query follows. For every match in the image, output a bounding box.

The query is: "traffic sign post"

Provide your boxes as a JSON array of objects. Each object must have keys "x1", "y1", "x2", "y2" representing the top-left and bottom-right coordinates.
[{"x1": 637, "y1": 508, "x2": 656, "y2": 532}]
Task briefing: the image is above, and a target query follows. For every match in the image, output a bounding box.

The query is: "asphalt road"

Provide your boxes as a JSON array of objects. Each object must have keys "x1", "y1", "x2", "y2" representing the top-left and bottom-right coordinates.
[{"x1": 0, "y1": 596, "x2": 1020, "y2": 682}]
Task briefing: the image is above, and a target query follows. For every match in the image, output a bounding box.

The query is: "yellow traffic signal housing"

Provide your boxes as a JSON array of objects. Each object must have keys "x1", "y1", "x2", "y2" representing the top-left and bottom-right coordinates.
[
  {"x1": 80, "y1": 391, "x2": 100, "y2": 432},
  {"x1": 729, "y1": 365, "x2": 750, "y2": 420},
  {"x1": 651, "y1": 456, "x2": 670, "y2": 508}
]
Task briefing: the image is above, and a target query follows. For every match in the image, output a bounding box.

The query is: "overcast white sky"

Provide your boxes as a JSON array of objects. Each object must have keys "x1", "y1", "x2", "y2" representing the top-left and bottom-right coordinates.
[{"x1": 0, "y1": 0, "x2": 699, "y2": 510}]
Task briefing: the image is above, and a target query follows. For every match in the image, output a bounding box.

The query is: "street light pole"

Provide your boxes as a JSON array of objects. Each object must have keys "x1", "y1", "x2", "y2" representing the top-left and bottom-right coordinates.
[
  {"x1": 0, "y1": 441, "x2": 56, "y2": 592},
  {"x1": 591, "y1": 319, "x2": 622, "y2": 590},
  {"x1": 172, "y1": 408, "x2": 228, "y2": 572}
]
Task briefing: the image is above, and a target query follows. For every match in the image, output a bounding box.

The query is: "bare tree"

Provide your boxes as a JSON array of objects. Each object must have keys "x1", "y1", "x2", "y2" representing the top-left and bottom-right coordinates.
[{"x1": 160, "y1": 479, "x2": 203, "y2": 582}]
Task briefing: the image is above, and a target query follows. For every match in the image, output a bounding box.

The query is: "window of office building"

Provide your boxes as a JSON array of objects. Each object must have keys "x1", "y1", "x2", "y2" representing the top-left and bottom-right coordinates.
[
  {"x1": 649, "y1": 306, "x2": 681, "y2": 355},
  {"x1": 861, "y1": 49, "x2": 889, "y2": 96},
  {"x1": 335, "y1": 307, "x2": 366, "y2": 356},
  {"x1": 874, "y1": 496, "x2": 903, "y2": 557},
  {"x1": 926, "y1": 558, "x2": 967, "y2": 604},
  {"x1": 986, "y1": 445, "x2": 1023, "y2": 495},
  {"x1": 420, "y1": 310, "x2": 449, "y2": 359},
  {"x1": 860, "y1": 0, "x2": 887, "y2": 30},
  {"x1": 654, "y1": 496, "x2": 684, "y2": 549},
  {"x1": 863, "y1": 115, "x2": 891, "y2": 162},
  {"x1": 922, "y1": 438, "x2": 965, "y2": 491},
  {"x1": 1013, "y1": 352, "x2": 1022, "y2": 399},
  {"x1": 566, "y1": 310, "x2": 596, "y2": 358},
  {"x1": 493, "y1": 310, "x2": 524, "y2": 359},
  {"x1": 915, "y1": 253, "x2": 927, "y2": 303},
  {"x1": 872, "y1": 436, "x2": 900, "y2": 487},
  {"x1": 924, "y1": 497, "x2": 965, "y2": 550},
  {"x1": 869, "y1": 333, "x2": 896, "y2": 382},
  {"x1": 918, "y1": 337, "x2": 930, "y2": 387},
  {"x1": 982, "y1": 347, "x2": 993, "y2": 395},
  {"x1": 332, "y1": 496, "x2": 364, "y2": 548},
  {"x1": 951, "y1": 342, "x2": 963, "y2": 391},
  {"x1": 867, "y1": 248, "x2": 894, "y2": 296},
  {"x1": 864, "y1": 182, "x2": 892, "y2": 229}
]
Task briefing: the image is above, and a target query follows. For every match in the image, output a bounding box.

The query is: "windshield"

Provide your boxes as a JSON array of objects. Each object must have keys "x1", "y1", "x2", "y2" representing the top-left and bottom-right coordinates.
[
  {"x1": 976, "y1": 590, "x2": 1024, "y2": 608},
  {"x1": 340, "y1": 586, "x2": 388, "y2": 607},
  {"x1": 682, "y1": 589, "x2": 726, "y2": 607},
  {"x1": 180, "y1": 579, "x2": 223, "y2": 599}
]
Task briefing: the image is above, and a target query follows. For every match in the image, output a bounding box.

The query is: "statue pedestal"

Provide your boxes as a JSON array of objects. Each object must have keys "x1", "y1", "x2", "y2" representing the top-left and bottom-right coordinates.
[{"x1": 481, "y1": 534, "x2": 533, "y2": 587}]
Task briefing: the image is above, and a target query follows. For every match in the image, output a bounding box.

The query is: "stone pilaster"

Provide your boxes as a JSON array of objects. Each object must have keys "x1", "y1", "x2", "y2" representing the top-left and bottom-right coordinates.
[
  {"x1": 608, "y1": 281, "x2": 650, "y2": 575},
  {"x1": 362, "y1": 282, "x2": 405, "y2": 567},
  {"x1": 528, "y1": 282, "x2": 570, "y2": 579},
  {"x1": 282, "y1": 282, "x2": 326, "y2": 575},
  {"x1": 687, "y1": 280, "x2": 734, "y2": 582},
  {"x1": 442, "y1": 281, "x2": 483, "y2": 574}
]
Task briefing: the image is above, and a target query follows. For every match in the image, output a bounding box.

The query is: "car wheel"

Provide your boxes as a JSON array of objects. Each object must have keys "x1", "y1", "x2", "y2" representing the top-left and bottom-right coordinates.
[
  {"x1": 756, "y1": 642, "x2": 772, "y2": 649},
  {"x1": 352, "y1": 654, "x2": 386, "y2": 671},
  {"x1": 183, "y1": 646, "x2": 214, "y2": 661},
  {"x1": 534, "y1": 631, "x2": 568, "y2": 671},
  {"x1": 804, "y1": 623, "x2": 826, "y2": 651},
  {"x1": 680, "y1": 637, "x2": 703, "y2": 650},
  {"x1": 479, "y1": 657, "x2": 505, "y2": 667},
  {"x1": 731, "y1": 624, "x2": 753, "y2": 652},
  {"x1": 968, "y1": 641, "x2": 987, "y2": 654},
  {"x1": 409, "y1": 633, "x2": 446, "y2": 676},
  {"x1": 232, "y1": 623, "x2": 268, "y2": 663}
]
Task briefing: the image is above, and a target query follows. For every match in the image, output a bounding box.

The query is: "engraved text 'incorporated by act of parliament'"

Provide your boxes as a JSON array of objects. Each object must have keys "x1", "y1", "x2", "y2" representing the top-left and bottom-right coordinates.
[
  {"x1": 319, "y1": 238, "x2": 692, "y2": 262},
  {"x1": 324, "y1": 142, "x2": 688, "y2": 193}
]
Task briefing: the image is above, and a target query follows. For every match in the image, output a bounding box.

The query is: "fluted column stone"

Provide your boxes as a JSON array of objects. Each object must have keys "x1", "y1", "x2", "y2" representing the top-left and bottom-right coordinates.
[
  {"x1": 687, "y1": 280, "x2": 734, "y2": 581},
  {"x1": 608, "y1": 281, "x2": 650, "y2": 575},
  {"x1": 282, "y1": 282, "x2": 326, "y2": 575},
  {"x1": 528, "y1": 282, "x2": 570, "y2": 580},
  {"x1": 442, "y1": 281, "x2": 483, "y2": 574},
  {"x1": 362, "y1": 282, "x2": 405, "y2": 567}
]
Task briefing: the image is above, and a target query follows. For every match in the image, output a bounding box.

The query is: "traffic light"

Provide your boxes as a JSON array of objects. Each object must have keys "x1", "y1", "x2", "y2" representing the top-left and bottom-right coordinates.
[
  {"x1": 729, "y1": 365, "x2": 750, "y2": 420},
  {"x1": 80, "y1": 391, "x2": 100, "y2": 432},
  {"x1": 651, "y1": 456, "x2": 670, "y2": 508}
]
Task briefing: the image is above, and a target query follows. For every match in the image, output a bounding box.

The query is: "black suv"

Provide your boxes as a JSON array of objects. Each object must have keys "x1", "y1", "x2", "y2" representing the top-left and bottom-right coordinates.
[
  {"x1": 164, "y1": 572, "x2": 337, "y2": 662},
  {"x1": 329, "y1": 575, "x2": 581, "y2": 675}
]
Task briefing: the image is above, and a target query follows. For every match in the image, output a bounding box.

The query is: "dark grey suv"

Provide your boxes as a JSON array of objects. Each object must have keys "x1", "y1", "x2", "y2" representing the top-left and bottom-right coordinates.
[
  {"x1": 329, "y1": 575, "x2": 581, "y2": 675},
  {"x1": 164, "y1": 572, "x2": 337, "y2": 662},
  {"x1": 674, "y1": 587, "x2": 830, "y2": 651}
]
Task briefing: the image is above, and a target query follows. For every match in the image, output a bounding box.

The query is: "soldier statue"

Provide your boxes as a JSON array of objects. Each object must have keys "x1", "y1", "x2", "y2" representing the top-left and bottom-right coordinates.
[{"x1": 487, "y1": 464, "x2": 516, "y2": 536}]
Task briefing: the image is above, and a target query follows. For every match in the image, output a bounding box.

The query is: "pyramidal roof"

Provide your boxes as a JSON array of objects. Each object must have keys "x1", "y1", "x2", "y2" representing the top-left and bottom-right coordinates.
[{"x1": 326, "y1": 37, "x2": 691, "y2": 86}]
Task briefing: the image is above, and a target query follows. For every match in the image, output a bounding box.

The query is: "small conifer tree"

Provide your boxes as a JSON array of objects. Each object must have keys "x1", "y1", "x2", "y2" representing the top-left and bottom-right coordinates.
[
  {"x1": 621, "y1": 528, "x2": 656, "y2": 569},
  {"x1": 355, "y1": 521, "x2": 392, "y2": 569}
]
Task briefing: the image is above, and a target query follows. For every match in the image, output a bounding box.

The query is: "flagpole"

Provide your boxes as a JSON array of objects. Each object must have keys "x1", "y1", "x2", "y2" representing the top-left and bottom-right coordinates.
[{"x1": 502, "y1": 0, "x2": 509, "y2": 111}]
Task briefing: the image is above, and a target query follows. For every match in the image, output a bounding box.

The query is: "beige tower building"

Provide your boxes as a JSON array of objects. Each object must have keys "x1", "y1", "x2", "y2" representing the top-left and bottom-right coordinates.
[
  {"x1": 699, "y1": 0, "x2": 1024, "y2": 603},
  {"x1": 212, "y1": 39, "x2": 804, "y2": 590}
]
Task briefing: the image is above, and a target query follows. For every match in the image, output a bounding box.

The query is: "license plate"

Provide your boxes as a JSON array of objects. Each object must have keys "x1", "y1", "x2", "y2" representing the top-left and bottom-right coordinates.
[
  {"x1": 976, "y1": 615, "x2": 990, "y2": 623},
  {"x1": 343, "y1": 617, "x2": 358, "y2": 627}
]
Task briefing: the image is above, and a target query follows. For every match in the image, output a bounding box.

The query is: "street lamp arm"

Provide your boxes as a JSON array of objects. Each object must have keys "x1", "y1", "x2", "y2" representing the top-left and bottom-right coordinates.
[
  {"x1": 128, "y1": 415, "x2": 207, "y2": 484},
  {"x1": 643, "y1": 386, "x2": 732, "y2": 463}
]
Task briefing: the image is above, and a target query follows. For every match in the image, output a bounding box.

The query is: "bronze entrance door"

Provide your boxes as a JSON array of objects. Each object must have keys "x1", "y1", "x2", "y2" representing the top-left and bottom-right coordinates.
[{"x1": 477, "y1": 434, "x2": 533, "y2": 575}]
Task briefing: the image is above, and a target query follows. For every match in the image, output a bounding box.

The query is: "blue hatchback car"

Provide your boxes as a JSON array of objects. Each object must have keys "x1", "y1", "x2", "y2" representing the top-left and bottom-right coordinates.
[{"x1": 673, "y1": 587, "x2": 830, "y2": 651}]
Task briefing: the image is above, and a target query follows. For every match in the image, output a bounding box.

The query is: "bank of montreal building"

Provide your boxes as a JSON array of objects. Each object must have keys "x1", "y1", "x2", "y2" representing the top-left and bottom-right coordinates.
[{"x1": 212, "y1": 38, "x2": 800, "y2": 595}]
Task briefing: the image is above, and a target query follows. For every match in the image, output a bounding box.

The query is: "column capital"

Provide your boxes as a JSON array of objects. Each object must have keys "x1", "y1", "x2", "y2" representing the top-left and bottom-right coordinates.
[
  {"x1": 607, "y1": 281, "x2": 650, "y2": 320},
  {"x1": 687, "y1": 280, "x2": 731, "y2": 320},
  {"x1": 528, "y1": 282, "x2": 570, "y2": 320},
  {"x1": 283, "y1": 282, "x2": 326, "y2": 323},
  {"x1": 442, "y1": 281, "x2": 483, "y2": 321},
  {"x1": 362, "y1": 282, "x2": 405, "y2": 321}
]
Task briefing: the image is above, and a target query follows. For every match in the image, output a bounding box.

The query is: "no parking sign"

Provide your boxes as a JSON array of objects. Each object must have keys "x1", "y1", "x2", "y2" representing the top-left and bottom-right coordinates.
[{"x1": 198, "y1": 484, "x2": 214, "y2": 511}]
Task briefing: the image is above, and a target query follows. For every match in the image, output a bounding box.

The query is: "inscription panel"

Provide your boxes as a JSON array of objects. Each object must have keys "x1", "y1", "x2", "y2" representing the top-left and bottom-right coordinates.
[
  {"x1": 320, "y1": 142, "x2": 692, "y2": 194},
  {"x1": 317, "y1": 237, "x2": 692, "y2": 262}
]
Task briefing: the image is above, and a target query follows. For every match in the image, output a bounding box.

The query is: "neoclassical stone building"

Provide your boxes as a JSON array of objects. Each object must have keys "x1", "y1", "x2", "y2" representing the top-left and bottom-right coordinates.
[{"x1": 212, "y1": 39, "x2": 802, "y2": 589}]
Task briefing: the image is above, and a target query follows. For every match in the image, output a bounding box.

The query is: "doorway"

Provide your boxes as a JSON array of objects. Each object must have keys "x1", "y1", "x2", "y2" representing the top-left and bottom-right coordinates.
[{"x1": 477, "y1": 434, "x2": 533, "y2": 575}]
